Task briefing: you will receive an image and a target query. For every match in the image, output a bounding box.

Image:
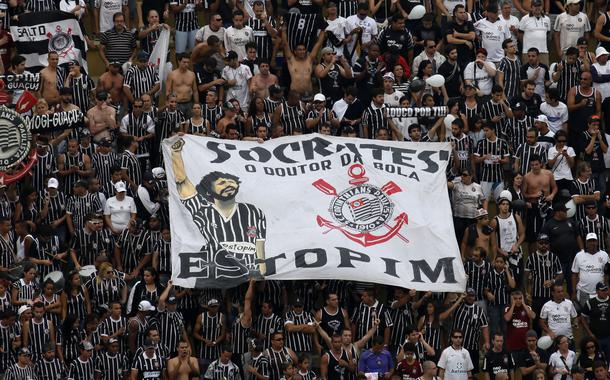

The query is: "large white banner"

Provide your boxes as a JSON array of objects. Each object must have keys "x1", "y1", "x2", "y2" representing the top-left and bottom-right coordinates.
[{"x1": 162, "y1": 134, "x2": 466, "y2": 291}]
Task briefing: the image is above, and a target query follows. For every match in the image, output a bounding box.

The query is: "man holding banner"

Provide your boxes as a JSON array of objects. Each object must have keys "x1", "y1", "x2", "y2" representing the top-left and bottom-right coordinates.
[{"x1": 169, "y1": 138, "x2": 266, "y2": 287}]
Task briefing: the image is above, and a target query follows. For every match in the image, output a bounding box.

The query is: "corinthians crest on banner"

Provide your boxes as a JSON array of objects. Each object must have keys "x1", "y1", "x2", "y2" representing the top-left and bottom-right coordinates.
[
  {"x1": 10, "y1": 11, "x2": 88, "y2": 72},
  {"x1": 162, "y1": 134, "x2": 467, "y2": 291}
]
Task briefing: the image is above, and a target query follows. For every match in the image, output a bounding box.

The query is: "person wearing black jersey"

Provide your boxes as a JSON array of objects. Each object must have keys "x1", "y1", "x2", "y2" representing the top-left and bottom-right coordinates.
[
  {"x1": 321, "y1": 334, "x2": 355, "y2": 380},
  {"x1": 316, "y1": 292, "x2": 351, "y2": 339},
  {"x1": 170, "y1": 138, "x2": 267, "y2": 284}
]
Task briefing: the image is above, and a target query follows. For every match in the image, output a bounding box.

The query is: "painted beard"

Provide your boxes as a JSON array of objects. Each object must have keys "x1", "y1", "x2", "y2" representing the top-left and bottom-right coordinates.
[{"x1": 212, "y1": 186, "x2": 239, "y2": 201}]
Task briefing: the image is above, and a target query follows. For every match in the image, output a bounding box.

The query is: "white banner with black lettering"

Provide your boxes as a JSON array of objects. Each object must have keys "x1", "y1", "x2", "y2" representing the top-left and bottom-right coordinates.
[{"x1": 162, "y1": 134, "x2": 466, "y2": 291}]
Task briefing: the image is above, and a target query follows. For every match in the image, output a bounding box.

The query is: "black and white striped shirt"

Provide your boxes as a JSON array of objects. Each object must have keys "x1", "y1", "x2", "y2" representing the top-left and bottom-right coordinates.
[
  {"x1": 61, "y1": 152, "x2": 88, "y2": 195},
  {"x1": 65, "y1": 289, "x2": 87, "y2": 322},
  {"x1": 306, "y1": 109, "x2": 335, "y2": 133},
  {"x1": 0, "y1": 321, "x2": 20, "y2": 372},
  {"x1": 484, "y1": 268, "x2": 511, "y2": 306},
  {"x1": 153, "y1": 237, "x2": 171, "y2": 274},
  {"x1": 0, "y1": 231, "x2": 15, "y2": 269},
  {"x1": 120, "y1": 150, "x2": 142, "y2": 187},
  {"x1": 514, "y1": 143, "x2": 548, "y2": 174},
  {"x1": 464, "y1": 259, "x2": 491, "y2": 301},
  {"x1": 451, "y1": 303, "x2": 488, "y2": 350},
  {"x1": 140, "y1": 28, "x2": 161, "y2": 55},
  {"x1": 158, "y1": 310, "x2": 184, "y2": 354},
  {"x1": 66, "y1": 192, "x2": 103, "y2": 231},
  {"x1": 94, "y1": 352, "x2": 128, "y2": 380},
  {"x1": 86, "y1": 276, "x2": 125, "y2": 308},
  {"x1": 36, "y1": 357, "x2": 67, "y2": 380},
  {"x1": 362, "y1": 104, "x2": 387, "y2": 139},
  {"x1": 204, "y1": 358, "x2": 241, "y2": 380},
  {"x1": 197, "y1": 311, "x2": 224, "y2": 360},
  {"x1": 66, "y1": 75, "x2": 95, "y2": 113},
  {"x1": 131, "y1": 351, "x2": 165, "y2": 379},
  {"x1": 246, "y1": 17, "x2": 276, "y2": 60},
  {"x1": 170, "y1": 0, "x2": 199, "y2": 31},
  {"x1": 579, "y1": 215, "x2": 610, "y2": 251},
  {"x1": 254, "y1": 313, "x2": 284, "y2": 349},
  {"x1": 120, "y1": 113, "x2": 155, "y2": 157},
  {"x1": 280, "y1": 102, "x2": 307, "y2": 135},
  {"x1": 115, "y1": 229, "x2": 152, "y2": 274},
  {"x1": 98, "y1": 316, "x2": 127, "y2": 352},
  {"x1": 351, "y1": 301, "x2": 394, "y2": 349},
  {"x1": 525, "y1": 251, "x2": 563, "y2": 298},
  {"x1": 25, "y1": 0, "x2": 56, "y2": 11},
  {"x1": 285, "y1": 13, "x2": 326, "y2": 51},
  {"x1": 68, "y1": 357, "x2": 95, "y2": 380},
  {"x1": 156, "y1": 109, "x2": 186, "y2": 154},
  {"x1": 92, "y1": 152, "x2": 121, "y2": 197},
  {"x1": 32, "y1": 152, "x2": 56, "y2": 193},
  {"x1": 475, "y1": 137, "x2": 510, "y2": 182},
  {"x1": 247, "y1": 353, "x2": 270, "y2": 380},
  {"x1": 12, "y1": 278, "x2": 39, "y2": 303},
  {"x1": 231, "y1": 315, "x2": 251, "y2": 354},
  {"x1": 123, "y1": 66, "x2": 160, "y2": 101},
  {"x1": 71, "y1": 227, "x2": 114, "y2": 267},
  {"x1": 26, "y1": 317, "x2": 53, "y2": 361},
  {"x1": 450, "y1": 134, "x2": 475, "y2": 175},
  {"x1": 100, "y1": 28, "x2": 137, "y2": 65},
  {"x1": 265, "y1": 346, "x2": 293, "y2": 380},
  {"x1": 337, "y1": 0, "x2": 358, "y2": 17},
  {"x1": 203, "y1": 104, "x2": 223, "y2": 132},
  {"x1": 4, "y1": 363, "x2": 37, "y2": 380},
  {"x1": 480, "y1": 100, "x2": 508, "y2": 129},
  {"x1": 497, "y1": 56, "x2": 522, "y2": 100},
  {"x1": 570, "y1": 178, "x2": 598, "y2": 221},
  {"x1": 39, "y1": 190, "x2": 66, "y2": 225},
  {"x1": 264, "y1": 98, "x2": 282, "y2": 115},
  {"x1": 390, "y1": 303, "x2": 414, "y2": 349},
  {"x1": 284, "y1": 310, "x2": 314, "y2": 352},
  {"x1": 500, "y1": 116, "x2": 534, "y2": 154},
  {"x1": 556, "y1": 59, "x2": 581, "y2": 102}
]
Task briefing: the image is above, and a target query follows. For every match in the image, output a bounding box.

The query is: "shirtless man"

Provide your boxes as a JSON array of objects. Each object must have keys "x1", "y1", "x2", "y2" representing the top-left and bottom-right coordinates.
[
  {"x1": 87, "y1": 91, "x2": 118, "y2": 143},
  {"x1": 281, "y1": 25, "x2": 325, "y2": 94},
  {"x1": 523, "y1": 154, "x2": 558, "y2": 251},
  {"x1": 166, "y1": 53, "x2": 198, "y2": 117},
  {"x1": 168, "y1": 340, "x2": 200, "y2": 380},
  {"x1": 40, "y1": 52, "x2": 62, "y2": 107},
  {"x1": 249, "y1": 59, "x2": 278, "y2": 98},
  {"x1": 461, "y1": 208, "x2": 497, "y2": 259},
  {"x1": 97, "y1": 62, "x2": 125, "y2": 111}
]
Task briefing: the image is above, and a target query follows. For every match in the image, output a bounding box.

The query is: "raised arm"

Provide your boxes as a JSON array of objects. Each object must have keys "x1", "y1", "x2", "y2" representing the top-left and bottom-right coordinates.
[{"x1": 170, "y1": 138, "x2": 196, "y2": 199}]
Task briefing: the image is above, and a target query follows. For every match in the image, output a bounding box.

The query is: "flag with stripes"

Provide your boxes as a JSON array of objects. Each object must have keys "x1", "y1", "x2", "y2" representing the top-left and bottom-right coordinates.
[{"x1": 9, "y1": 11, "x2": 88, "y2": 72}]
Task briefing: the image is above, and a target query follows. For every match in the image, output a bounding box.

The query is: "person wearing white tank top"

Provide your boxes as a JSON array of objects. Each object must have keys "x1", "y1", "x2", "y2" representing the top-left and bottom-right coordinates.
[{"x1": 490, "y1": 197, "x2": 525, "y2": 286}]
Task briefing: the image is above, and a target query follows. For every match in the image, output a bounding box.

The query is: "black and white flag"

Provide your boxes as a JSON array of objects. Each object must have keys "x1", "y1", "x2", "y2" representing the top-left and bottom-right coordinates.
[{"x1": 10, "y1": 11, "x2": 88, "y2": 72}]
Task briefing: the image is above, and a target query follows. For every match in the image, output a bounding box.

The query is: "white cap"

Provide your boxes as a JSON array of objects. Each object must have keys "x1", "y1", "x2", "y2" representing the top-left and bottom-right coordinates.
[
  {"x1": 534, "y1": 114, "x2": 549, "y2": 124},
  {"x1": 47, "y1": 178, "x2": 59, "y2": 189},
  {"x1": 138, "y1": 300, "x2": 156, "y2": 312},
  {"x1": 152, "y1": 167, "x2": 166, "y2": 179},
  {"x1": 313, "y1": 93, "x2": 326, "y2": 102},
  {"x1": 587, "y1": 232, "x2": 598, "y2": 241},
  {"x1": 383, "y1": 72, "x2": 395, "y2": 81},
  {"x1": 566, "y1": 0, "x2": 580, "y2": 4},
  {"x1": 596, "y1": 47, "x2": 609, "y2": 59},
  {"x1": 114, "y1": 181, "x2": 126, "y2": 193},
  {"x1": 497, "y1": 190, "x2": 513, "y2": 203},
  {"x1": 18, "y1": 305, "x2": 31, "y2": 316},
  {"x1": 476, "y1": 208, "x2": 489, "y2": 218}
]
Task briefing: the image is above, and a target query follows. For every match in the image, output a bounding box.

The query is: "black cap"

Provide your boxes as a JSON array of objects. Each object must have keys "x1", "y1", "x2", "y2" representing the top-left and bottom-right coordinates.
[
  {"x1": 553, "y1": 203, "x2": 568, "y2": 212},
  {"x1": 225, "y1": 51, "x2": 238, "y2": 60},
  {"x1": 18, "y1": 347, "x2": 31, "y2": 356},
  {"x1": 464, "y1": 83, "x2": 478, "y2": 90},
  {"x1": 585, "y1": 200, "x2": 597, "y2": 207},
  {"x1": 167, "y1": 295, "x2": 177, "y2": 304},
  {"x1": 513, "y1": 102, "x2": 526, "y2": 111},
  {"x1": 597, "y1": 282, "x2": 608, "y2": 290},
  {"x1": 98, "y1": 138, "x2": 112, "y2": 147},
  {"x1": 69, "y1": 60, "x2": 80, "y2": 66},
  {"x1": 466, "y1": 287, "x2": 475, "y2": 295},
  {"x1": 532, "y1": 0, "x2": 542, "y2": 5},
  {"x1": 96, "y1": 91, "x2": 108, "y2": 101},
  {"x1": 537, "y1": 233, "x2": 550, "y2": 242},
  {"x1": 293, "y1": 297, "x2": 304, "y2": 307},
  {"x1": 269, "y1": 84, "x2": 283, "y2": 94},
  {"x1": 73, "y1": 180, "x2": 87, "y2": 188},
  {"x1": 143, "y1": 171, "x2": 155, "y2": 182},
  {"x1": 109, "y1": 61, "x2": 122, "y2": 67}
]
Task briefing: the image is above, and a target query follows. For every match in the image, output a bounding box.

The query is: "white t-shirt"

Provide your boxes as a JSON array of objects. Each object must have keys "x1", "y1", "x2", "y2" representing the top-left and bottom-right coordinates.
[
  {"x1": 571, "y1": 250, "x2": 610, "y2": 295},
  {"x1": 103, "y1": 195, "x2": 136, "y2": 232},
  {"x1": 592, "y1": 62, "x2": 610, "y2": 101},
  {"x1": 540, "y1": 299, "x2": 577, "y2": 338},
  {"x1": 325, "y1": 17, "x2": 349, "y2": 57},
  {"x1": 548, "y1": 350, "x2": 577, "y2": 380},
  {"x1": 97, "y1": 0, "x2": 126, "y2": 32},
  {"x1": 554, "y1": 12, "x2": 590, "y2": 53},
  {"x1": 500, "y1": 14, "x2": 520, "y2": 42},
  {"x1": 518, "y1": 14, "x2": 551, "y2": 53},
  {"x1": 224, "y1": 26, "x2": 254, "y2": 61},
  {"x1": 384, "y1": 91, "x2": 404, "y2": 107},
  {"x1": 474, "y1": 18, "x2": 511, "y2": 62},
  {"x1": 464, "y1": 61, "x2": 494, "y2": 95},
  {"x1": 547, "y1": 146, "x2": 576, "y2": 181},
  {"x1": 345, "y1": 15, "x2": 378, "y2": 53},
  {"x1": 196, "y1": 25, "x2": 225, "y2": 44},
  {"x1": 540, "y1": 101, "x2": 568, "y2": 132},
  {"x1": 443, "y1": 0, "x2": 465, "y2": 15},
  {"x1": 438, "y1": 346, "x2": 474, "y2": 380},
  {"x1": 222, "y1": 64, "x2": 253, "y2": 108}
]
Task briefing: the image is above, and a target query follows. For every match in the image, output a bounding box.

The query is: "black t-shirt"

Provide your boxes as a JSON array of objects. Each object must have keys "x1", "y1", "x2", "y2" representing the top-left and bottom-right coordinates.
[
  {"x1": 580, "y1": 131, "x2": 608, "y2": 173},
  {"x1": 581, "y1": 297, "x2": 610, "y2": 337},
  {"x1": 442, "y1": 20, "x2": 475, "y2": 67},
  {"x1": 482, "y1": 350, "x2": 515, "y2": 380},
  {"x1": 517, "y1": 348, "x2": 549, "y2": 380},
  {"x1": 510, "y1": 93, "x2": 543, "y2": 117},
  {"x1": 438, "y1": 61, "x2": 462, "y2": 99},
  {"x1": 540, "y1": 218, "x2": 581, "y2": 263}
]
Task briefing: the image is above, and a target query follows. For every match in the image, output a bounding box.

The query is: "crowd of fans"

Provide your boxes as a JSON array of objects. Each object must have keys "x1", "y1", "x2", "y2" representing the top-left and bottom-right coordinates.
[{"x1": 0, "y1": 0, "x2": 610, "y2": 378}]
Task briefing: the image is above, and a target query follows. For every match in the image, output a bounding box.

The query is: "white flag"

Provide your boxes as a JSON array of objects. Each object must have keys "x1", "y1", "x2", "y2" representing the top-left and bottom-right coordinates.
[{"x1": 149, "y1": 28, "x2": 170, "y2": 84}]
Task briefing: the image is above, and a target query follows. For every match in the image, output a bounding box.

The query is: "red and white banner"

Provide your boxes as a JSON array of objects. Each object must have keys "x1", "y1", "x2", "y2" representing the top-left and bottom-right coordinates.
[{"x1": 162, "y1": 134, "x2": 466, "y2": 290}]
